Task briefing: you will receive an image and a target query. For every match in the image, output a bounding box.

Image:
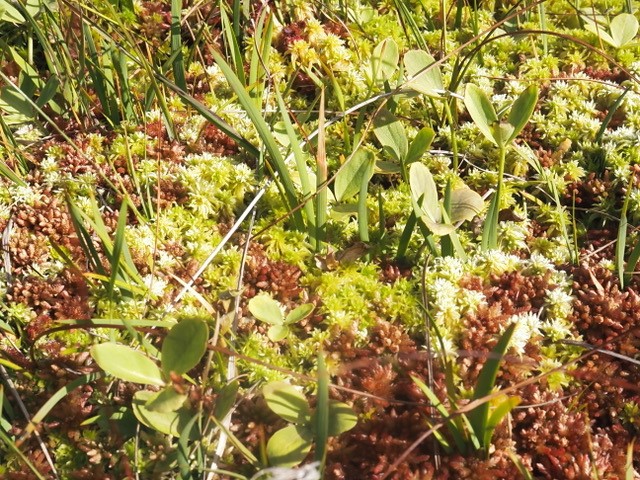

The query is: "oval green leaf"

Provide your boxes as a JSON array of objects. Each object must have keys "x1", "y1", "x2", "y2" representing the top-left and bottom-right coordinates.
[
  {"x1": 506, "y1": 85, "x2": 538, "y2": 143},
  {"x1": 464, "y1": 84, "x2": 499, "y2": 145},
  {"x1": 267, "y1": 324, "x2": 290, "y2": 342},
  {"x1": 326, "y1": 400, "x2": 358, "y2": 436},
  {"x1": 409, "y1": 162, "x2": 440, "y2": 223},
  {"x1": 285, "y1": 303, "x2": 314, "y2": 324},
  {"x1": 611, "y1": 13, "x2": 639, "y2": 48},
  {"x1": 373, "y1": 108, "x2": 408, "y2": 162},
  {"x1": 90, "y1": 343, "x2": 164, "y2": 386},
  {"x1": 266, "y1": 424, "x2": 313, "y2": 468},
  {"x1": 406, "y1": 127, "x2": 436, "y2": 164},
  {"x1": 132, "y1": 390, "x2": 192, "y2": 436},
  {"x1": 145, "y1": 387, "x2": 188, "y2": 413},
  {"x1": 335, "y1": 149, "x2": 376, "y2": 202},
  {"x1": 161, "y1": 317, "x2": 209, "y2": 376},
  {"x1": 370, "y1": 37, "x2": 399, "y2": 83},
  {"x1": 248, "y1": 294, "x2": 284, "y2": 325},
  {"x1": 450, "y1": 187, "x2": 485, "y2": 224},
  {"x1": 263, "y1": 381, "x2": 311, "y2": 424},
  {"x1": 404, "y1": 50, "x2": 444, "y2": 97}
]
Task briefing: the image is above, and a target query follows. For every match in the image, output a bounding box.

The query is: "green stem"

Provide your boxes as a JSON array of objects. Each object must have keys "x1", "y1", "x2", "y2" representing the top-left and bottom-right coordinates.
[{"x1": 443, "y1": 100, "x2": 459, "y2": 173}]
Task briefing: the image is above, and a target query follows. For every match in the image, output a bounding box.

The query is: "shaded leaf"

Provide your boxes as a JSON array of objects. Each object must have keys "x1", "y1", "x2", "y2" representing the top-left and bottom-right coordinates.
[
  {"x1": 373, "y1": 108, "x2": 408, "y2": 162},
  {"x1": 248, "y1": 294, "x2": 284, "y2": 325},
  {"x1": 161, "y1": 317, "x2": 209, "y2": 376},
  {"x1": 214, "y1": 380, "x2": 239, "y2": 420},
  {"x1": 464, "y1": 84, "x2": 499, "y2": 145},
  {"x1": 404, "y1": 50, "x2": 444, "y2": 97},
  {"x1": 263, "y1": 382, "x2": 311, "y2": 424},
  {"x1": 91, "y1": 343, "x2": 164, "y2": 386},
  {"x1": 266, "y1": 424, "x2": 313, "y2": 467},
  {"x1": 450, "y1": 187, "x2": 485, "y2": 223},
  {"x1": 335, "y1": 149, "x2": 376, "y2": 201},
  {"x1": 468, "y1": 322, "x2": 517, "y2": 448}
]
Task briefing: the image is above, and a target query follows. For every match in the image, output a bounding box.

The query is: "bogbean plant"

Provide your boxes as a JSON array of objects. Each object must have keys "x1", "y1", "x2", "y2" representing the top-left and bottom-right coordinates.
[{"x1": 4, "y1": 0, "x2": 640, "y2": 476}]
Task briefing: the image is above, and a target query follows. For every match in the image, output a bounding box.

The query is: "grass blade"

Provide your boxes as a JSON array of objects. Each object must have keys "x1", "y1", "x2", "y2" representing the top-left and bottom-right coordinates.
[
  {"x1": 211, "y1": 49, "x2": 304, "y2": 229},
  {"x1": 315, "y1": 353, "x2": 329, "y2": 470},
  {"x1": 171, "y1": 0, "x2": 187, "y2": 91}
]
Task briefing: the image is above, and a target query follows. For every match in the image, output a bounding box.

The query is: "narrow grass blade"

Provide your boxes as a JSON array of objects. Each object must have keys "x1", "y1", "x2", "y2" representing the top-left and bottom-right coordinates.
[
  {"x1": 315, "y1": 353, "x2": 329, "y2": 469},
  {"x1": 316, "y1": 87, "x2": 328, "y2": 249},
  {"x1": 274, "y1": 88, "x2": 316, "y2": 244},
  {"x1": 211, "y1": 49, "x2": 304, "y2": 229},
  {"x1": 171, "y1": 0, "x2": 187, "y2": 91},
  {"x1": 220, "y1": 3, "x2": 246, "y2": 86},
  {"x1": 411, "y1": 375, "x2": 468, "y2": 453}
]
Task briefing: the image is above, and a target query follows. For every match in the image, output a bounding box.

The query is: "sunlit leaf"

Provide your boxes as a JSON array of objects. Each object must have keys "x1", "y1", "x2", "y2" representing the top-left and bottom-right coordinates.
[
  {"x1": 285, "y1": 304, "x2": 315, "y2": 324},
  {"x1": 248, "y1": 294, "x2": 284, "y2": 325},
  {"x1": 611, "y1": 13, "x2": 639, "y2": 47},
  {"x1": 464, "y1": 84, "x2": 499, "y2": 145},
  {"x1": 404, "y1": 50, "x2": 444, "y2": 97},
  {"x1": 506, "y1": 85, "x2": 538, "y2": 142},
  {"x1": 370, "y1": 37, "x2": 399, "y2": 83},
  {"x1": 266, "y1": 424, "x2": 313, "y2": 467},
  {"x1": 409, "y1": 162, "x2": 440, "y2": 223},
  {"x1": 145, "y1": 387, "x2": 188, "y2": 413},
  {"x1": 91, "y1": 343, "x2": 164, "y2": 386},
  {"x1": 483, "y1": 395, "x2": 520, "y2": 448},
  {"x1": 161, "y1": 317, "x2": 209, "y2": 376},
  {"x1": 406, "y1": 127, "x2": 435, "y2": 164},
  {"x1": 326, "y1": 400, "x2": 358, "y2": 436},
  {"x1": 263, "y1": 382, "x2": 311, "y2": 424},
  {"x1": 267, "y1": 324, "x2": 290, "y2": 342},
  {"x1": 132, "y1": 390, "x2": 192, "y2": 436}
]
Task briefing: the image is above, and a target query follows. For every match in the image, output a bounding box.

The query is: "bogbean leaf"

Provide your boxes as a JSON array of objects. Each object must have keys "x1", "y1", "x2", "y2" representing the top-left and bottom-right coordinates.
[
  {"x1": 370, "y1": 37, "x2": 399, "y2": 83},
  {"x1": 145, "y1": 387, "x2": 188, "y2": 413},
  {"x1": 335, "y1": 149, "x2": 376, "y2": 201},
  {"x1": 90, "y1": 343, "x2": 164, "y2": 386},
  {"x1": 611, "y1": 13, "x2": 639, "y2": 48},
  {"x1": 409, "y1": 162, "x2": 440, "y2": 224},
  {"x1": 406, "y1": 127, "x2": 435, "y2": 164},
  {"x1": 285, "y1": 304, "x2": 315, "y2": 324},
  {"x1": 263, "y1": 382, "x2": 312, "y2": 424},
  {"x1": 326, "y1": 400, "x2": 358, "y2": 436},
  {"x1": 450, "y1": 187, "x2": 485, "y2": 223},
  {"x1": 506, "y1": 85, "x2": 538, "y2": 142},
  {"x1": 266, "y1": 424, "x2": 313, "y2": 467},
  {"x1": 161, "y1": 317, "x2": 209, "y2": 376},
  {"x1": 464, "y1": 84, "x2": 499, "y2": 145},
  {"x1": 132, "y1": 390, "x2": 192, "y2": 436},
  {"x1": 214, "y1": 380, "x2": 239, "y2": 420},
  {"x1": 267, "y1": 325, "x2": 290, "y2": 342},
  {"x1": 404, "y1": 50, "x2": 444, "y2": 97},
  {"x1": 248, "y1": 294, "x2": 284, "y2": 325},
  {"x1": 373, "y1": 108, "x2": 408, "y2": 162}
]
